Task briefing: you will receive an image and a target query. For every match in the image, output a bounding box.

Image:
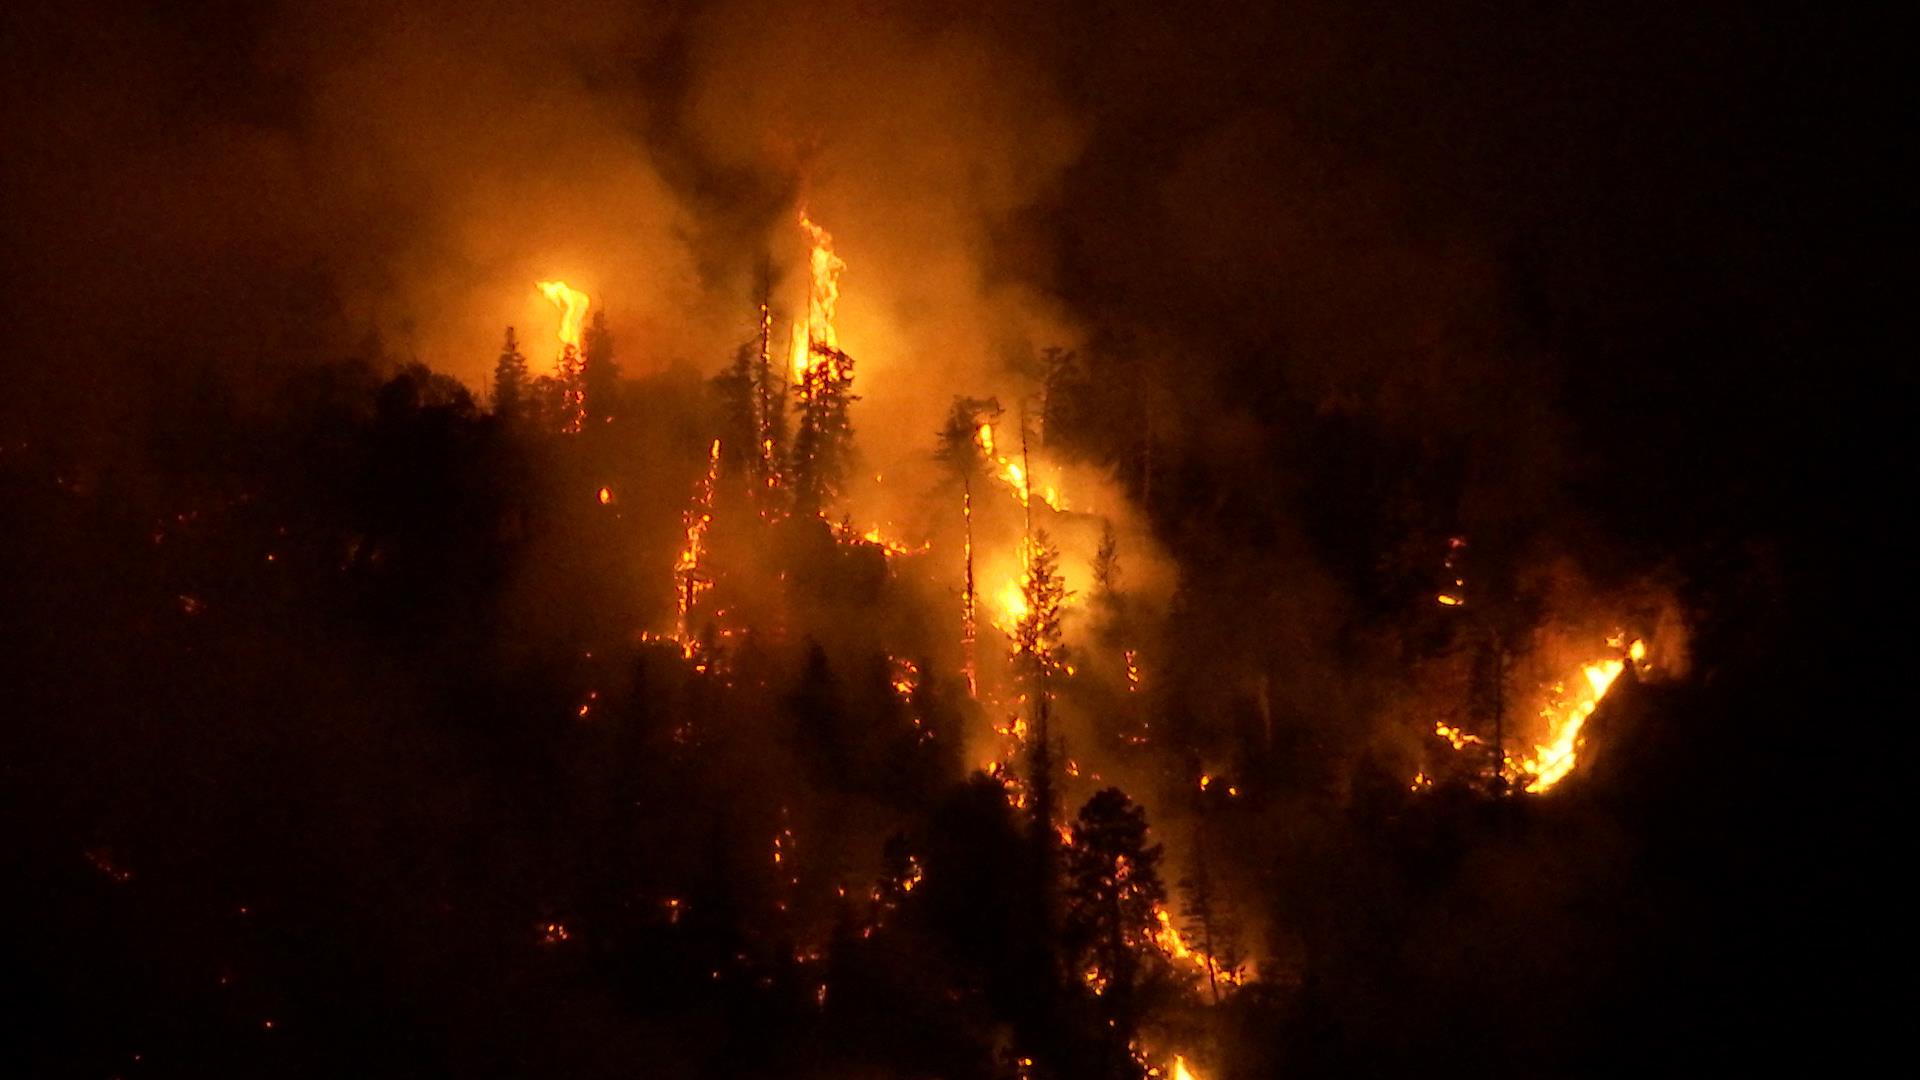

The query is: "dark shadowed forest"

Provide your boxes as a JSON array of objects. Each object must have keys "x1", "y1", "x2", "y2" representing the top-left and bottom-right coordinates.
[{"x1": 0, "y1": 2, "x2": 1892, "y2": 1077}]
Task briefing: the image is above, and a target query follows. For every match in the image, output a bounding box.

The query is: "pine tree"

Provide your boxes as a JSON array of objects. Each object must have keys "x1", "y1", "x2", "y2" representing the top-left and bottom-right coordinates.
[
  {"x1": 1089, "y1": 520, "x2": 1126, "y2": 643},
  {"x1": 1017, "y1": 526, "x2": 1071, "y2": 931},
  {"x1": 714, "y1": 341, "x2": 760, "y2": 479},
  {"x1": 1065, "y1": 787, "x2": 1166, "y2": 1075},
  {"x1": 492, "y1": 326, "x2": 528, "y2": 422},
  {"x1": 1179, "y1": 837, "x2": 1244, "y2": 1004},
  {"x1": 935, "y1": 396, "x2": 1002, "y2": 477},
  {"x1": 1016, "y1": 530, "x2": 1071, "y2": 679},
  {"x1": 555, "y1": 345, "x2": 585, "y2": 434},
  {"x1": 581, "y1": 310, "x2": 618, "y2": 428},
  {"x1": 791, "y1": 343, "x2": 857, "y2": 516}
]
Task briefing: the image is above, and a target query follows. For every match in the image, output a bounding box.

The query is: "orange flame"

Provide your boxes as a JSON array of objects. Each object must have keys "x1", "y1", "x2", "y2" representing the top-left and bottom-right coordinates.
[
  {"x1": 977, "y1": 424, "x2": 1070, "y2": 513},
  {"x1": 790, "y1": 209, "x2": 846, "y2": 382},
  {"x1": 536, "y1": 280, "x2": 589, "y2": 350},
  {"x1": 1517, "y1": 648, "x2": 1634, "y2": 792},
  {"x1": 673, "y1": 440, "x2": 723, "y2": 654},
  {"x1": 1151, "y1": 903, "x2": 1249, "y2": 990},
  {"x1": 1421, "y1": 633, "x2": 1646, "y2": 793},
  {"x1": 799, "y1": 210, "x2": 844, "y2": 352}
]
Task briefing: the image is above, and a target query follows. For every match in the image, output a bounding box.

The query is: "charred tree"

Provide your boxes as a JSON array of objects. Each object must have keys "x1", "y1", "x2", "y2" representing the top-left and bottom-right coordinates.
[
  {"x1": 754, "y1": 275, "x2": 789, "y2": 501},
  {"x1": 938, "y1": 395, "x2": 1003, "y2": 697}
]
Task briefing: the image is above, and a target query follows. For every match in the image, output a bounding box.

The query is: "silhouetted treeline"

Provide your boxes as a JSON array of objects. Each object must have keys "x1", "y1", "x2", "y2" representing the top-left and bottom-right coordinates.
[{"x1": 0, "y1": 329, "x2": 1872, "y2": 1078}]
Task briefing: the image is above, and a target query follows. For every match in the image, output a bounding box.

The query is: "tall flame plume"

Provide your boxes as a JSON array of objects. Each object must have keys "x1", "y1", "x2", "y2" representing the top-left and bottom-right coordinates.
[{"x1": 536, "y1": 280, "x2": 590, "y2": 350}]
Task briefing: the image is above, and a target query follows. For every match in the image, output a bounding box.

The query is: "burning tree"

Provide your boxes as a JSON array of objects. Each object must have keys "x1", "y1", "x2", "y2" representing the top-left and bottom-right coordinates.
[
  {"x1": 536, "y1": 279, "x2": 590, "y2": 433},
  {"x1": 791, "y1": 342, "x2": 856, "y2": 516},
  {"x1": 789, "y1": 212, "x2": 857, "y2": 516},
  {"x1": 715, "y1": 280, "x2": 792, "y2": 506},
  {"x1": 753, "y1": 274, "x2": 789, "y2": 500},
  {"x1": 1015, "y1": 529, "x2": 1072, "y2": 840},
  {"x1": 938, "y1": 396, "x2": 1004, "y2": 696},
  {"x1": 1015, "y1": 531, "x2": 1071, "y2": 678},
  {"x1": 1177, "y1": 840, "x2": 1245, "y2": 1004},
  {"x1": 1065, "y1": 787, "x2": 1168, "y2": 1077}
]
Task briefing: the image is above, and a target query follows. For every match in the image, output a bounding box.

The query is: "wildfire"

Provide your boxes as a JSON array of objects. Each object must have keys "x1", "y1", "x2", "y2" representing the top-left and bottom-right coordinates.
[
  {"x1": 1422, "y1": 633, "x2": 1647, "y2": 793},
  {"x1": 537, "y1": 280, "x2": 591, "y2": 433},
  {"x1": 800, "y1": 212, "x2": 843, "y2": 350},
  {"x1": 993, "y1": 453, "x2": 1069, "y2": 513},
  {"x1": 970, "y1": 423, "x2": 1071, "y2": 513},
  {"x1": 994, "y1": 579, "x2": 1030, "y2": 633},
  {"x1": 789, "y1": 209, "x2": 846, "y2": 382},
  {"x1": 1516, "y1": 644, "x2": 1638, "y2": 792},
  {"x1": 1151, "y1": 902, "x2": 1248, "y2": 990},
  {"x1": 845, "y1": 522, "x2": 929, "y2": 557},
  {"x1": 788, "y1": 321, "x2": 810, "y2": 383},
  {"x1": 536, "y1": 280, "x2": 589, "y2": 350},
  {"x1": 889, "y1": 656, "x2": 919, "y2": 703},
  {"x1": 673, "y1": 440, "x2": 723, "y2": 653}
]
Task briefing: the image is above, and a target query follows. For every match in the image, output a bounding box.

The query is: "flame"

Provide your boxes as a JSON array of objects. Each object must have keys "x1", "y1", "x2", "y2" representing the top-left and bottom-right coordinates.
[
  {"x1": 973, "y1": 429, "x2": 1069, "y2": 513},
  {"x1": 853, "y1": 524, "x2": 930, "y2": 557},
  {"x1": 994, "y1": 579, "x2": 1030, "y2": 632},
  {"x1": 789, "y1": 320, "x2": 809, "y2": 382},
  {"x1": 1517, "y1": 649, "x2": 1633, "y2": 792},
  {"x1": 1421, "y1": 634, "x2": 1645, "y2": 793},
  {"x1": 536, "y1": 280, "x2": 589, "y2": 350},
  {"x1": 799, "y1": 210, "x2": 844, "y2": 352},
  {"x1": 888, "y1": 656, "x2": 920, "y2": 703},
  {"x1": 789, "y1": 209, "x2": 846, "y2": 384},
  {"x1": 1151, "y1": 903, "x2": 1249, "y2": 990},
  {"x1": 1435, "y1": 721, "x2": 1485, "y2": 750},
  {"x1": 673, "y1": 440, "x2": 723, "y2": 654}
]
